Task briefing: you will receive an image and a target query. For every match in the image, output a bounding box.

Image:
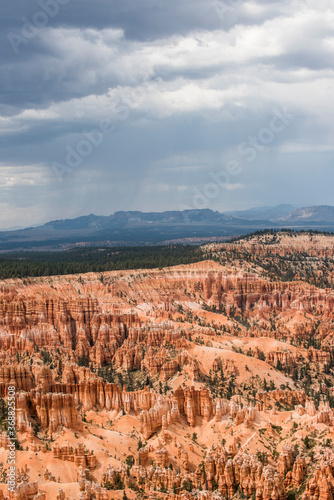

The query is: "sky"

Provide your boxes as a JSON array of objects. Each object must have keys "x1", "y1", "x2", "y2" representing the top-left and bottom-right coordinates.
[{"x1": 0, "y1": 0, "x2": 334, "y2": 229}]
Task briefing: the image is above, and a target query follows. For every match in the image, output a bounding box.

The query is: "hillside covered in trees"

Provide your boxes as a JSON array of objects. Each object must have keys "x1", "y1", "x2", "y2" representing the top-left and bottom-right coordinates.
[{"x1": 0, "y1": 245, "x2": 206, "y2": 279}]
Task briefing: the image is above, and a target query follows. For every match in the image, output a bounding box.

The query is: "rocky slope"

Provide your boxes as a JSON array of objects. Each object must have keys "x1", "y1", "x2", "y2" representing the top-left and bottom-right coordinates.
[
  {"x1": 204, "y1": 231, "x2": 334, "y2": 288},
  {"x1": 1, "y1": 234, "x2": 334, "y2": 498}
]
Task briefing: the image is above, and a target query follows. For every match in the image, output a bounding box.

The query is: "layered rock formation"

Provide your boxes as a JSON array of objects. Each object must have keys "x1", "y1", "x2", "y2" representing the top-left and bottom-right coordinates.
[{"x1": 1, "y1": 234, "x2": 334, "y2": 499}]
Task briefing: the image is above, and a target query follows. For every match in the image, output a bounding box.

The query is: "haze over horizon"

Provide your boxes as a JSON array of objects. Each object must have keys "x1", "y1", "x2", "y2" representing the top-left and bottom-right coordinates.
[
  {"x1": 2, "y1": 203, "x2": 334, "y2": 234},
  {"x1": 1, "y1": 0, "x2": 334, "y2": 229},
  {"x1": 0, "y1": 203, "x2": 294, "y2": 232}
]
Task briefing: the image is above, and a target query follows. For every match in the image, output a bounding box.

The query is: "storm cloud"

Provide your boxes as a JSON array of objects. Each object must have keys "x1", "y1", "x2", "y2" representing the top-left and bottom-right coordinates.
[{"x1": 1, "y1": 0, "x2": 334, "y2": 228}]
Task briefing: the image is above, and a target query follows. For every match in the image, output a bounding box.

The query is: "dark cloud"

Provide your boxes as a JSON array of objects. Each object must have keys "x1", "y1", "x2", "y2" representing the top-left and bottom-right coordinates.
[
  {"x1": 2, "y1": 0, "x2": 222, "y2": 44},
  {"x1": 0, "y1": 0, "x2": 333, "y2": 228}
]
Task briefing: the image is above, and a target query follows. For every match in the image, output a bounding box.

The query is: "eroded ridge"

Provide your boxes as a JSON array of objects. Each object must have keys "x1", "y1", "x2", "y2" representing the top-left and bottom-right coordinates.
[{"x1": 1, "y1": 234, "x2": 334, "y2": 499}]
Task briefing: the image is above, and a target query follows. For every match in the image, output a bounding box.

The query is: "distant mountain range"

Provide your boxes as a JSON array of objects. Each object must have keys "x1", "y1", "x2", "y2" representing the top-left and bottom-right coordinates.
[
  {"x1": 1, "y1": 205, "x2": 334, "y2": 251},
  {"x1": 41, "y1": 209, "x2": 234, "y2": 230},
  {"x1": 279, "y1": 205, "x2": 334, "y2": 223},
  {"x1": 225, "y1": 204, "x2": 297, "y2": 221}
]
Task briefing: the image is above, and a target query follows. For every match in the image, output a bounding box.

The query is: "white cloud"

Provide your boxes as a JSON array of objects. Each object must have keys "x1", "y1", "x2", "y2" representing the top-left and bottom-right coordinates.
[
  {"x1": 225, "y1": 183, "x2": 244, "y2": 190},
  {"x1": 3, "y1": 1, "x2": 334, "y2": 127},
  {"x1": 1, "y1": 0, "x2": 334, "y2": 224},
  {"x1": 0, "y1": 164, "x2": 51, "y2": 187}
]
